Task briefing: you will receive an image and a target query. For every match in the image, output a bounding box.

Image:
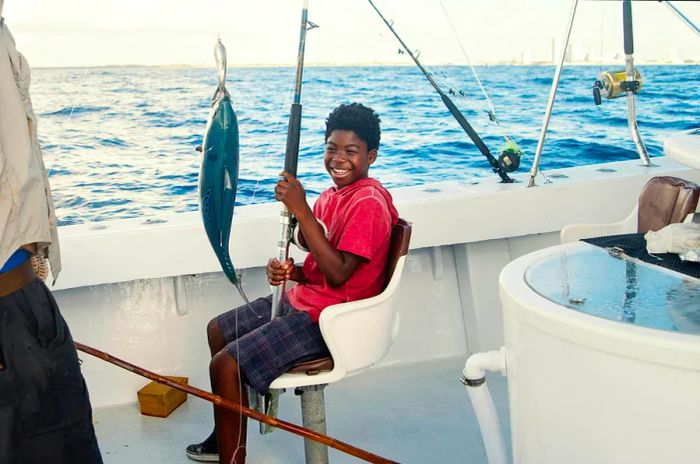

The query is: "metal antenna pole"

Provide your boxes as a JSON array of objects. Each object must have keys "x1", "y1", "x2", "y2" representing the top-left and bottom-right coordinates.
[{"x1": 528, "y1": 0, "x2": 579, "y2": 188}]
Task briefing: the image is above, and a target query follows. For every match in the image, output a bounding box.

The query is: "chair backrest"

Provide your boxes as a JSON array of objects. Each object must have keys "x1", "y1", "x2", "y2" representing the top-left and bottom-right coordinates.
[
  {"x1": 325, "y1": 218, "x2": 411, "y2": 376},
  {"x1": 384, "y1": 218, "x2": 412, "y2": 288},
  {"x1": 637, "y1": 176, "x2": 700, "y2": 233},
  {"x1": 284, "y1": 219, "x2": 412, "y2": 378}
]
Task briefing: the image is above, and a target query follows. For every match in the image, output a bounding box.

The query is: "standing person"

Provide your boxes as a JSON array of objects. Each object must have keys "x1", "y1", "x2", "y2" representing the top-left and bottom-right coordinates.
[
  {"x1": 186, "y1": 102, "x2": 399, "y2": 463},
  {"x1": 0, "y1": 4, "x2": 103, "y2": 463}
]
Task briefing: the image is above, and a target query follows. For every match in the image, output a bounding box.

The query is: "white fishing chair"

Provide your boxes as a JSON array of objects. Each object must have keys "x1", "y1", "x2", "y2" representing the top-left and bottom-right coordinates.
[
  {"x1": 268, "y1": 218, "x2": 412, "y2": 464},
  {"x1": 560, "y1": 176, "x2": 700, "y2": 243}
]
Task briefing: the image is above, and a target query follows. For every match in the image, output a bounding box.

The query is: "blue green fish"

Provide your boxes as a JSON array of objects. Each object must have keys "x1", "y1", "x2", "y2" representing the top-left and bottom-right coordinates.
[{"x1": 199, "y1": 40, "x2": 247, "y2": 299}]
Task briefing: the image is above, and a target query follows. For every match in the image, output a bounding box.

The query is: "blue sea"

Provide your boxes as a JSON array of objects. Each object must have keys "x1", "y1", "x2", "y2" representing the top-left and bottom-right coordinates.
[{"x1": 30, "y1": 65, "x2": 699, "y2": 226}]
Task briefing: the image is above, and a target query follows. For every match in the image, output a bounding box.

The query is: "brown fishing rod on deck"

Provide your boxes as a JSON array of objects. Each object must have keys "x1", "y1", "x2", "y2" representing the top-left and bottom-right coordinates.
[{"x1": 74, "y1": 342, "x2": 398, "y2": 464}]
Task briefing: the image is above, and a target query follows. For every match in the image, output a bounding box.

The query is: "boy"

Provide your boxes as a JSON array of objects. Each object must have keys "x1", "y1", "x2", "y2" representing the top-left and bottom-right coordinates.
[{"x1": 187, "y1": 102, "x2": 398, "y2": 463}]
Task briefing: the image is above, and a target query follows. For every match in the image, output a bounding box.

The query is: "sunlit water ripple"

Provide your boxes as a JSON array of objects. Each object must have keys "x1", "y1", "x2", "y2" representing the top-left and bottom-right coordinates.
[{"x1": 30, "y1": 65, "x2": 699, "y2": 226}]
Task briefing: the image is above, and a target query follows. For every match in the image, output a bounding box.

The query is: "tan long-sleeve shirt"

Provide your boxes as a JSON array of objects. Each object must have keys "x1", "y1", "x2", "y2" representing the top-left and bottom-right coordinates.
[{"x1": 0, "y1": 16, "x2": 61, "y2": 281}]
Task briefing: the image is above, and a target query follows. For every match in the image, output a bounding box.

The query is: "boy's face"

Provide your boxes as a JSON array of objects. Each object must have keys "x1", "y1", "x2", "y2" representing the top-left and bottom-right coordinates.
[{"x1": 324, "y1": 130, "x2": 377, "y2": 189}]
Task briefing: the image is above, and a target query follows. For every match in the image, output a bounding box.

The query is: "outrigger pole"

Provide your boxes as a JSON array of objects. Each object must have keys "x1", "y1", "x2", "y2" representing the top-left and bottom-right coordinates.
[
  {"x1": 527, "y1": 0, "x2": 579, "y2": 187},
  {"x1": 74, "y1": 342, "x2": 397, "y2": 464},
  {"x1": 272, "y1": 0, "x2": 315, "y2": 317},
  {"x1": 367, "y1": 0, "x2": 514, "y2": 183},
  {"x1": 663, "y1": 1, "x2": 700, "y2": 39}
]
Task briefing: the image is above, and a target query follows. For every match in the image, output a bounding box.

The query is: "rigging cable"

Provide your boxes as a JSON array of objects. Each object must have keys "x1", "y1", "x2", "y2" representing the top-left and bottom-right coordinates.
[
  {"x1": 436, "y1": 0, "x2": 497, "y2": 123},
  {"x1": 663, "y1": 1, "x2": 700, "y2": 39},
  {"x1": 435, "y1": 0, "x2": 538, "y2": 182}
]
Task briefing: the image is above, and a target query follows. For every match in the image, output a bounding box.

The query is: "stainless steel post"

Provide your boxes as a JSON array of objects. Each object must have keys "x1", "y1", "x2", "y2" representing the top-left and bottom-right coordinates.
[
  {"x1": 528, "y1": 0, "x2": 579, "y2": 187},
  {"x1": 299, "y1": 385, "x2": 329, "y2": 464},
  {"x1": 623, "y1": 0, "x2": 650, "y2": 166}
]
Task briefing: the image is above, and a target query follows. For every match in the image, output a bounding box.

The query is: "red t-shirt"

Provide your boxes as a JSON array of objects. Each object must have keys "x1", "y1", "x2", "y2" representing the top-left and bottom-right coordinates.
[{"x1": 287, "y1": 177, "x2": 399, "y2": 322}]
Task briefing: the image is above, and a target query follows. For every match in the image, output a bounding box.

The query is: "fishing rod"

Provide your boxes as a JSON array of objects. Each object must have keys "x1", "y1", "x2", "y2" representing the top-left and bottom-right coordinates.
[
  {"x1": 621, "y1": 0, "x2": 649, "y2": 165},
  {"x1": 272, "y1": 0, "x2": 316, "y2": 317},
  {"x1": 74, "y1": 342, "x2": 397, "y2": 464},
  {"x1": 367, "y1": 0, "x2": 516, "y2": 183},
  {"x1": 589, "y1": 1, "x2": 651, "y2": 166}
]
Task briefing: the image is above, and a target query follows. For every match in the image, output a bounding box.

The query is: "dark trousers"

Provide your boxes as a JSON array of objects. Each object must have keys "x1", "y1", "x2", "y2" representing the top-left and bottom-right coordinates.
[{"x1": 0, "y1": 279, "x2": 102, "y2": 464}]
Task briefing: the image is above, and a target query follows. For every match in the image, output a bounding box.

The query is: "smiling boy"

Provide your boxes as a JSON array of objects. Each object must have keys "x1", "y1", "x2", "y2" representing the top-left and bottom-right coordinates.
[{"x1": 187, "y1": 103, "x2": 398, "y2": 464}]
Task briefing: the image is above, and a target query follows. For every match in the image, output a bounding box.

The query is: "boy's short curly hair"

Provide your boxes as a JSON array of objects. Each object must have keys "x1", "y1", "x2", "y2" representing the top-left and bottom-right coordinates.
[{"x1": 325, "y1": 103, "x2": 381, "y2": 152}]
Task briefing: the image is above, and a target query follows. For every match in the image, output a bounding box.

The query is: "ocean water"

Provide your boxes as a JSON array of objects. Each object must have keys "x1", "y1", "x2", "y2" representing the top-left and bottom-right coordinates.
[{"x1": 29, "y1": 65, "x2": 699, "y2": 226}]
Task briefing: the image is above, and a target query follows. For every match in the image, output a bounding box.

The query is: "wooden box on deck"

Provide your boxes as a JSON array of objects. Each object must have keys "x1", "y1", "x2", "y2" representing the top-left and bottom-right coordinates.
[{"x1": 137, "y1": 376, "x2": 189, "y2": 418}]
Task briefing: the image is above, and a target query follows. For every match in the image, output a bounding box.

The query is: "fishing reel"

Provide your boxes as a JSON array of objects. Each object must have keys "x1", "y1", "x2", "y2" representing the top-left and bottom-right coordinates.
[
  {"x1": 592, "y1": 68, "x2": 643, "y2": 105},
  {"x1": 497, "y1": 140, "x2": 522, "y2": 173}
]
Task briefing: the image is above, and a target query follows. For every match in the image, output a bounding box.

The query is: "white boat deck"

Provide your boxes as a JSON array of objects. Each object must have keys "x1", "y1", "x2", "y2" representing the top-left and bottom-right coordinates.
[{"x1": 92, "y1": 356, "x2": 510, "y2": 464}]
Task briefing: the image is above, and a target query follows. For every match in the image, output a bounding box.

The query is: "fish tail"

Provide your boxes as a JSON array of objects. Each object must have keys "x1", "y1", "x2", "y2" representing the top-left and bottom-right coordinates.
[
  {"x1": 216, "y1": 248, "x2": 239, "y2": 286},
  {"x1": 234, "y1": 277, "x2": 264, "y2": 318},
  {"x1": 234, "y1": 280, "x2": 250, "y2": 305}
]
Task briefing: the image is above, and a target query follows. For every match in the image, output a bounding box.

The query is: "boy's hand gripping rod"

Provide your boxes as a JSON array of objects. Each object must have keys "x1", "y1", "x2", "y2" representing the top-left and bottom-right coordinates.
[
  {"x1": 74, "y1": 342, "x2": 397, "y2": 464},
  {"x1": 272, "y1": 0, "x2": 314, "y2": 317}
]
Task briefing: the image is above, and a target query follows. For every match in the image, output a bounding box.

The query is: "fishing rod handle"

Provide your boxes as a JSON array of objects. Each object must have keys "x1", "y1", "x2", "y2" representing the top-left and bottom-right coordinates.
[
  {"x1": 623, "y1": 0, "x2": 634, "y2": 55},
  {"x1": 284, "y1": 103, "x2": 302, "y2": 177},
  {"x1": 272, "y1": 207, "x2": 294, "y2": 318}
]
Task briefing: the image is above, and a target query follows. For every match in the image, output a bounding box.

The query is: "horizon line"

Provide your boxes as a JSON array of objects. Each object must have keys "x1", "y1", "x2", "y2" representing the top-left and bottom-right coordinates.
[{"x1": 33, "y1": 60, "x2": 700, "y2": 70}]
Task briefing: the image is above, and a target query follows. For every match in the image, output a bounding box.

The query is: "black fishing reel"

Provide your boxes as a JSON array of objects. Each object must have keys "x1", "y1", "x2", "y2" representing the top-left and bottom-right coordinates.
[
  {"x1": 592, "y1": 69, "x2": 643, "y2": 105},
  {"x1": 497, "y1": 141, "x2": 521, "y2": 173},
  {"x1": 592, "y1": 80, "x2": 604, "y2": 106}
]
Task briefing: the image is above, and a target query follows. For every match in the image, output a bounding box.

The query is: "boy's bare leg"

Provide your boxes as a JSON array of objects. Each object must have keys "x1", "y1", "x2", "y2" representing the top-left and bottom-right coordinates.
[
  {"x1": 207, "y1": 318, "x2": 226, "y2": 356},
  {"x1": 210, "y1": 350, "x2": 248, "y2": 464}
]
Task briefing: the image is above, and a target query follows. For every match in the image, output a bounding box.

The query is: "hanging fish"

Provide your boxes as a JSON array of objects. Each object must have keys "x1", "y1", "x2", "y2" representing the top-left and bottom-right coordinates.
[{"x1": 199, "y1": 39, "x2": 248, "y2": 301}]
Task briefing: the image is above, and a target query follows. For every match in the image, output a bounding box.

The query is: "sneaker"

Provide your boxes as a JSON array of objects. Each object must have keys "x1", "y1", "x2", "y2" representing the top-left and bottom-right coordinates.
[{"x1": 186, "y1": 433, "x2": 219, "y2": 462}]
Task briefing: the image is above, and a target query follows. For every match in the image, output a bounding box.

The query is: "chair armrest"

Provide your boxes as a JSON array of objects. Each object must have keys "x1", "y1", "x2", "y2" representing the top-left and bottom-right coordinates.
[{"x1": 560, "y1": 206, "x2": 638, "y2": 243}]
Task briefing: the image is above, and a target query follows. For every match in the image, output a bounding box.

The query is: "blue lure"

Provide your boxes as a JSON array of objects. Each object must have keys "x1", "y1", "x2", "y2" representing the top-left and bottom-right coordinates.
[{"x1": 199, "y1": 40, "x2": 248, "y2": 301}]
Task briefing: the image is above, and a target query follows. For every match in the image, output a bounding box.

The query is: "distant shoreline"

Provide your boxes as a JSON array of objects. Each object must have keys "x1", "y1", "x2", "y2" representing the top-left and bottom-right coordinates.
[{"x1": 34, "y1": 61, "x2": 700, "y2": 70}]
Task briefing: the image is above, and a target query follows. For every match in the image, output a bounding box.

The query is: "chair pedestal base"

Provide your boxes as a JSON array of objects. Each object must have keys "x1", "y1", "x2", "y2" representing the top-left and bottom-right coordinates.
[{"x1": 296, "y1": 384, "x2": 329, "y2": 464}]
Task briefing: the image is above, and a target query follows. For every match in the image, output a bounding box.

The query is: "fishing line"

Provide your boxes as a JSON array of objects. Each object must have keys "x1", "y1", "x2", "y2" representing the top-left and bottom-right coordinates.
[
  {"x1": 437, "y1": 0, "x2": 498, "y2": 122},
  {"x1": 247, "y1": 71, "x2": 298, "y2": 205},
  {"x1": 45, "y1": 66, "x2": 95, "y2": 226},
  {"x1": 208, "y1": 31, "x2": 303, "y2": 439},
  {"x1": 45, "y1": 66, "x2": 89, "y2": 179},
  {"x1": 369, "y1": 0, "x2": 516, "y2": 182},
  {"x1": 599, "y1": 2, "x2": 605, "y2": 74},
  {"x1": 435, "y1": 0, "x2": 534, "y2": 167}
]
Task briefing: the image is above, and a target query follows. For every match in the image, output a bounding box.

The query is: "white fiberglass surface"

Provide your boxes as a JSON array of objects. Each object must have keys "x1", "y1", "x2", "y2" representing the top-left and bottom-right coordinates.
[{"x1": 524, "y1": 245, "x2": 700, "y2": 334}]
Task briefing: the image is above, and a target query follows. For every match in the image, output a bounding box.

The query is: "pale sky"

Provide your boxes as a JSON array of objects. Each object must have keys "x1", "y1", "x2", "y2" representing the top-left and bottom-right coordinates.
[{"x1": 3, "y1": 0, "x2": 700, "y2": 67}]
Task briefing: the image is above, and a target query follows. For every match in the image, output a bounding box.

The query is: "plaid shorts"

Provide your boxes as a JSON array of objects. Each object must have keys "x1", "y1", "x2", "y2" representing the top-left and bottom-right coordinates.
[{"x1": 217, "y1": 295, "x2": 329, "y2": 394}]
